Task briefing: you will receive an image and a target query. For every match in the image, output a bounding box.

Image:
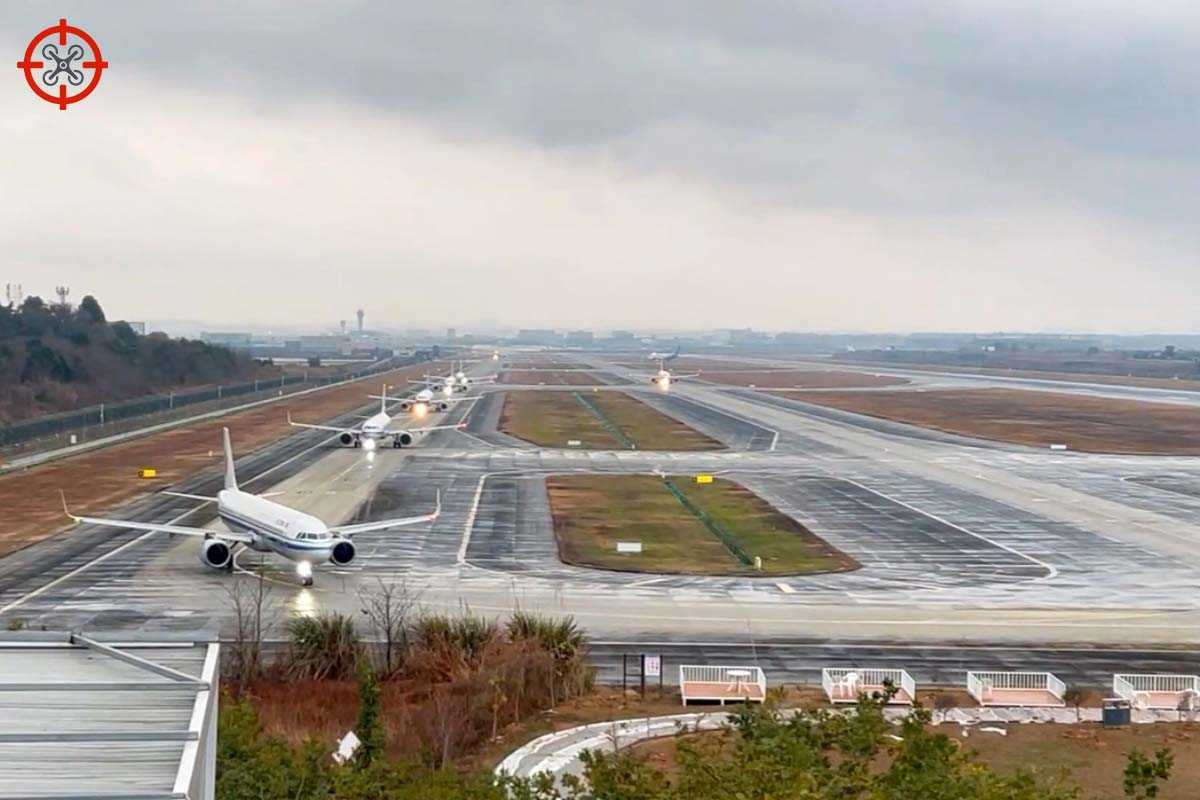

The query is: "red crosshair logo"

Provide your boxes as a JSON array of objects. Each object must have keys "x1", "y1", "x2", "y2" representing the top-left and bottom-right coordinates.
[{"x1": 16, "y1": 18, "x2": 108, "y2": 110}]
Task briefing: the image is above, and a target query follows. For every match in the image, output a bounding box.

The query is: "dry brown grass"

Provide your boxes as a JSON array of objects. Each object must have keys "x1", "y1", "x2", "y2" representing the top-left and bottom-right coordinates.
[
  {"x1": 242, "y1": 679, "x2": 686, "y2": 770},
  {"x1": 789, "y1": 387, "x2": 1200, "y2": 454},
  {"x1": 630, "y1": 721, "x2": 1200, "y2": 799},
  {"x1": 500, "y1": 369, "x2": 599, "y2": 385},
  {"x1": 0, "y1": 360, "x2": 446, "y2": 556},
  {"x1": 239, "y1": 612, "x2": 593, "y2": 768}
]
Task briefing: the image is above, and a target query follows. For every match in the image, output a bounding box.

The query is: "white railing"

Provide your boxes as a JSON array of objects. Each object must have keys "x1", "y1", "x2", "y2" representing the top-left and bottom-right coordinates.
[
  {"x1": 1113, "y1": 674, "x2": 1200, "y2": 708},
  {"x1": 822, "y1": 668, "x2": 916, "y2": 703},
  {"x1": 1114, "y1": 674, "x2": 1200, "y2": 696},
  {"x1": 678, "y1": 665, "x2": 767, "y2": 704},
  {"x1": 967, "y1": 671, "x2": 1065, "y2": 705}
]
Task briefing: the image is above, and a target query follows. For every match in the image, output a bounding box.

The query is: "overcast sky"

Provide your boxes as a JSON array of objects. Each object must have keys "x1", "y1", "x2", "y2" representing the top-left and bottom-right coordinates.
[{"x1": 3, "y1": 1, "x2": 1199, "y2": 333}]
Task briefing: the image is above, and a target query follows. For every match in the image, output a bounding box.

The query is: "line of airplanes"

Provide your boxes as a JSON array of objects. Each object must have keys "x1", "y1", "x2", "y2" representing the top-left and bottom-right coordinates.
[{"x1": 62, "y1": 360, "x2": 495, "y2": 586}]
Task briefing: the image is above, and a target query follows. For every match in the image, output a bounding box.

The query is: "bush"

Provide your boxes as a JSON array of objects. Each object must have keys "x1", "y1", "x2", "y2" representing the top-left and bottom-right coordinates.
[
  {"x1": 216, "y1": 694, "x2": 502, "y2": 800},
  {"x1": 285, "y1": 613, "x2": 361, "y2": 680}
]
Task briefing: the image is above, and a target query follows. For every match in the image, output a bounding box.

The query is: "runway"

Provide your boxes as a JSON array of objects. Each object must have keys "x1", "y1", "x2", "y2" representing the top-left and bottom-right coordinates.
[{"x1": 3, "y1": 354, "x2": 1200, "y2": 682}]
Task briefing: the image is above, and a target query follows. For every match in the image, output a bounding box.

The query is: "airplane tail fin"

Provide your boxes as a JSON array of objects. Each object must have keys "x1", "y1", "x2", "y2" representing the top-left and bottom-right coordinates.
[
  {"x1": 380, "y1": 383, "x2": 388, "y2": 414},
  {"x1": 222, "y1": 427, "x2": 238, "y2": 491}
]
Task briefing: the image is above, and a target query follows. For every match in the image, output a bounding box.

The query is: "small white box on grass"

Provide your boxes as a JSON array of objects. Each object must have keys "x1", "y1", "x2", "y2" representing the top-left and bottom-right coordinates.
[{"x1": 616, "y1": 542, "x2": 642, "y2": 554}]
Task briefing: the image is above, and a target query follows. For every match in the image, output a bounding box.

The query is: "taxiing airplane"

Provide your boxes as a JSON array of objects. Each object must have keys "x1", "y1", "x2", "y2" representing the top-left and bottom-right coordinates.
[
  {"x1": 449, "y1": 360, "x2": 495, "y2": 392},
  {"x1": 61, "y1": 427, "x2": 440, "y2": 586},
  {"x1": 647, "y1": 346, "x2": 680, "y2": 362},
  {"x1": 650, "y1": 359, "x2": 700, "y2": 390},
  {"x1": 287, "y1": 384, "x2": 458, "y2": 449}
]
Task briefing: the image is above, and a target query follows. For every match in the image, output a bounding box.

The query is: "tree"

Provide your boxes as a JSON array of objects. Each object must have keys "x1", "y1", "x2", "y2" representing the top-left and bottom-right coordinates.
[
  {"x1": 357, "y1": 576, "x2": 420, "y2": 676},
  {"x1": 1123, "y1": 749, "x2": 1173, "y2": 799},
  {"x1": 1063, "y1": 685, "x2": 1087, "y2": 722},
  {"x1": 222, "y1": 561, "x2": 281, "y2": 687},
  {"x1": 76, "y1": 295, "x2": 106, "y2": 325},
  {"x1": 354, "y1": 658, "x2": 386, "y2": 769}
]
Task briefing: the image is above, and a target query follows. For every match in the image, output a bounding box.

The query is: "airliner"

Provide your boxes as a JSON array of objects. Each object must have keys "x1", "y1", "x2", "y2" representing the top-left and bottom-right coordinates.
[
  {"x1": 650, "y1": 359, "x2": 700, "y2": 391},
  {"x1": 61, "y1": 427, "x2": 439, "y2": 586},
  {"x1": 647, "y1": 347, "x2": 680, "y2": 362},
  {"x1": 450, "y1": 361, "x2": 494, "y2": 392},
  {"x1": 287, "y1": 384, "x2": 458, "y2": 449},
  {"x1": 392, "y1": 385, "x2": 478, "y2": 417}
]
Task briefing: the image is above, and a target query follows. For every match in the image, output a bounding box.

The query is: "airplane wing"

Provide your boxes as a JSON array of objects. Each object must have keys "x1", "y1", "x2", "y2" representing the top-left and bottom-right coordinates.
[
  {"x1": 673, "y1": 372, "x2": 702, "y2": 379},
  {"x1": 61, "y1": 493, "x2": 252, "y2": 542},
  {"x1": 161, "y1": 490, "x2": 217, "y2": 502},
  {"x1": 287, "y1": 411, "x2": 357, "y2": 435},
  {"x1": 328, "y1": 492, "x2": 440, "y2": 537},
  {"x1": 386, "y1": 423, "x2": 462, "y2": 435}
]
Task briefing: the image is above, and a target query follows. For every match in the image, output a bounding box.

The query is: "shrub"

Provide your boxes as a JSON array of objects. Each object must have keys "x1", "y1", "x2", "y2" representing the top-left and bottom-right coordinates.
[{"x1": 285, "y1": 613, "x2": 361, "y2": 680}]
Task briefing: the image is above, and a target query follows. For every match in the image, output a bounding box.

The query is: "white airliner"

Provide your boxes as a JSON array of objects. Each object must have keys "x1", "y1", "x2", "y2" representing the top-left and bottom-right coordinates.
[
  {"x1": 646, "y1": 347, "x2": 680, "y2": 362},
  {"x1": 449, "y1": 360, "x2": 494, "y2": 392},
  {"x1": 61, "y1": 428, "x2": 439, "y2": 586},
  {"x1": 650, "y1": 359, "x2": 700, "y2": 391},
  {"x1": 286, "y1": 384, "x2": 458, "y2": 449},
  {"x1": 393, "y1": 385, "x2": 478, "y2": 417}
]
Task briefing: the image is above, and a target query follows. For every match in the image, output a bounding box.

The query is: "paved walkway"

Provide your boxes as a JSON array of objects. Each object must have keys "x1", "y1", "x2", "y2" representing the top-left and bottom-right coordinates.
[{"x1": 496, "y1": 706, "x2": 1197, "y2": 783}]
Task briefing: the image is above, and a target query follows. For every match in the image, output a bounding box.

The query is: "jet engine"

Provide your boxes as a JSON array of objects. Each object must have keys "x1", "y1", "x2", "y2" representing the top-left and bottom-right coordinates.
[
  {"x1": 396, "y1": 432, "x2": 413, "y2": 447},
  {"x1": 200, "y1": 538, "x2": 233, "y2": 570},
  {"x1": 330, "y1": 538, "x2": 356, "y2": 566},
  {"x1": 397, "y1": 400, "x2": 413, "y2": 412},
  {"x1": 432, "y1": 401, "x2": 450, "y2": 412},
  {"x1": 339, "y1": 432, "x2": 355, "y2": 445}
]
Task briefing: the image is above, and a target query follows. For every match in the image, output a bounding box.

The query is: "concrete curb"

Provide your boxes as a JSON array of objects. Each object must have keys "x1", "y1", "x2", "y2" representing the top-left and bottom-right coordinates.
[
  {"x1": 495, "y1": 712, "x2": 729, "y2": 782},
  {"x1": 496, "y1": 705, "x2": 1199, "y2": 783}
]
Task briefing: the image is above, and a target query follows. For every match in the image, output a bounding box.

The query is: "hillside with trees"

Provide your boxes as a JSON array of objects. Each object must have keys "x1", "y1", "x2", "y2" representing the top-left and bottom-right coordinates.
[{"x1": 0, "y1": 294, "x2": 270, "y2": 423}]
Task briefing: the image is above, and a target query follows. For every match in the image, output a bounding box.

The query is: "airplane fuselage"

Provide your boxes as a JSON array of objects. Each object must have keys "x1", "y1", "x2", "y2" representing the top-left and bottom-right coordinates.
[{"x1": 216, "y1": 489, "x2": 339, "y2": 565}]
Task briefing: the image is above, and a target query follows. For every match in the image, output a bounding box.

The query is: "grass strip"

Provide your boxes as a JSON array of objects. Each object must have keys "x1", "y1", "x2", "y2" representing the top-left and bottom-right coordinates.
[
  {"x1": 573, "y1": 392, "x2": 636, "y2": 449},
  {"x1": 661, "y1": 477, "x2": 755, "y2": 567}
]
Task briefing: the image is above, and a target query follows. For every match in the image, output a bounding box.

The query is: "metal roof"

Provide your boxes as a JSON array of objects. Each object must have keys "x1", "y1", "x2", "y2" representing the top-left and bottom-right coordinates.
[{"x1": 0, "y1": 630, "x2": 218, "y2": 800}]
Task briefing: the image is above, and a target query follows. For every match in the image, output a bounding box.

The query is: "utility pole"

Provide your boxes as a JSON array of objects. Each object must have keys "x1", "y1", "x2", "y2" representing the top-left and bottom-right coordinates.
[
  {"x1": 4, "y1": 283, "x2": 22, "y2": 307},
  {"x1": 54, "y1": 285, "x2": 70, "y2": 309}
]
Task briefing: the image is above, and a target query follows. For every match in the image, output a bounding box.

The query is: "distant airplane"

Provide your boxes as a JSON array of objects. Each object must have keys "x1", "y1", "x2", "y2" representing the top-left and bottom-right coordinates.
[
  {"x1": 61, "y1": 427, "x2": 439, "y2": 585},
  {"x1": 647, "y1": 347, "x2": 680, "y2": 362},
  {"x1": 413, "y1": 361, "x2": 492, "y2": 396},
  {"x1": 393, "y1": 384, "x2": 478, "y2": 417},
  {"x1": 650, "y1": 359, "x2": 700, "y2": 390},
  {"x1": 450, "y1": 360, "x2": 495, "y2": 392},
  {"x1": 287, "y1": 384, "x2": 459, "y2": 449}
]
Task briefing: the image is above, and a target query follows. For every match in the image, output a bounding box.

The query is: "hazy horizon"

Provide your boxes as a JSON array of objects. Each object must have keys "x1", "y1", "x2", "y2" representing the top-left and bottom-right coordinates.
[{"x1": 5, "y1": 2, "x2": 1200, "y2": 333}]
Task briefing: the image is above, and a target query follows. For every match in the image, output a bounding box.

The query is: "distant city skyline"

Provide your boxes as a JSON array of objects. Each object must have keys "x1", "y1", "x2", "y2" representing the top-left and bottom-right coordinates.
[{"x1": 5, "y1": 3, "x2": 1200, "y2": 332}]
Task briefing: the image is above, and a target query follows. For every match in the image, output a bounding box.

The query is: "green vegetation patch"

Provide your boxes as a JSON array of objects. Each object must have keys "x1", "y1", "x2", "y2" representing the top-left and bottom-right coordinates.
[
  {"x1": 499, "y1": 390, "x2": 722, "y2": 451},
  {"x1": 499, "y1": 391, "x2": 622, "y2": 449},
  {"x1": 547, "y1": 474, "x2": 858, "y2": 576},
  {"x1": 588, "y1": 391, "x2": 723, "y2": 450}
]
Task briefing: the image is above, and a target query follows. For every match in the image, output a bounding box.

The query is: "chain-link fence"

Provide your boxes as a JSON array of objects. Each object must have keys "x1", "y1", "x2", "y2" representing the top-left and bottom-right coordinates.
[{"x1": 0, "y1": 353, "x2": 431, "y2": 449}]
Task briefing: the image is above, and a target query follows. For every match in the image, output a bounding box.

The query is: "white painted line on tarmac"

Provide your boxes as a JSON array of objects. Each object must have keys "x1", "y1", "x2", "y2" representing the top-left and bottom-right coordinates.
[
  {"x1": 458, "y1": 472, "x2": 491, "y2": 565},
  {"x1": 837, "y1": 476, "x2": 1059, "y2": 582},
  {"x1": 776, "y1": 582, "x2": 795, "y2": 594}
]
